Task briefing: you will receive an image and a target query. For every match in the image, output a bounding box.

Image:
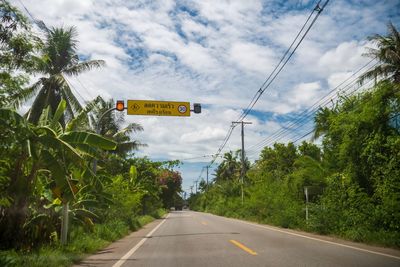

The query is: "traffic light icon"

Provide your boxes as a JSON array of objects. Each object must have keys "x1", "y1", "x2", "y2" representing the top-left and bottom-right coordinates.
[
  {"x1": 116, "y1": 100, "x2": 125, "y2": 111},
  {"x1": 193, "y1": 103, "x2": 201, "y2": 114}
]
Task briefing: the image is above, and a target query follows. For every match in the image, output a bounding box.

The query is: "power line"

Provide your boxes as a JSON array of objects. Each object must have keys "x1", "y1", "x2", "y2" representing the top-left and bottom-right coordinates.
[
  {"x1": 247, "y1": 78, "x2": 375, "y2": 155},
  {"x1": 209, "y1": 124, "x2": 237, "y2": 166},
  {"x1": 75, "y1": 77, "x2": 94, "y2": 99},
  {"x1": 236, "y1": 0, "x2": 323, "y2": 122},
  {"x1": 16, "y1": 0, "x2": 48, "y2": 39},
  {"x1": 237, "y1": 0, "x2": 330, "y2": 122},
  {"x1": 289, "y1": 77, "x2": 384, "y2": 144},
  {"x1": 246, "y1": 76, "x2": 378, "y2": 157},
  {"x1": 270, "y1": 74, "x2": 376, "y2": 146},
  {"x1": 63, "y1": 75, "x2": 88, "y2": 104},
  {"x1": 176, "y1": 154, "x2": 223, "y2": 161},
  {"x1": 207, "y1": 0, "x2": 330, "y2": 168},
  {"x1": 245, "y1": 60, "x2": 377, "y2": 154},
  {"x1": 247, "y1": 61, "x2": 377, "y2": 152},
  {"x1": 16, "y1": 0, "x2": 95, "y2": 105},
  {"x1": 289, "y1": 77, "x2": 377, "y2": 144},
  {"x1": 292, "y1": 129, "x2": 315, "y2": 144}
]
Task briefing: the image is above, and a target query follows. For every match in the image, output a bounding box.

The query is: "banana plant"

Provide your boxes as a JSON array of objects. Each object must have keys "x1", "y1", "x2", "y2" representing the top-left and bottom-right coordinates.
[
  {"x1": 0, "y1": 99, "x2": 117, "y2": 245},
  {"x1": 34, "y1": 99, "x2": 116, "y2": 244}
]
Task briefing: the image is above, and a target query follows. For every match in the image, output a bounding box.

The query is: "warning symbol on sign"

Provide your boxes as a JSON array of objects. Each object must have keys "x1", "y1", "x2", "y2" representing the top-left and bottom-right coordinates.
[
  {"x1": 127, "y1": 100, "x2": 190, "y2": 116},
  {"x1": 132, "y1": 104, "x2": 140, "y2": 111}
]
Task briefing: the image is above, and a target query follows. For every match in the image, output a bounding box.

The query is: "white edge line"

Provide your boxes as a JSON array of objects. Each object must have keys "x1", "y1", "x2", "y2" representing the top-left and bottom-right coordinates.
[
  {"x1": 209, "y1": 213, "x2": 400, "y2": 261},
  {"x1": 112, "y1": 213, "x2": 170, "y2": 267}
]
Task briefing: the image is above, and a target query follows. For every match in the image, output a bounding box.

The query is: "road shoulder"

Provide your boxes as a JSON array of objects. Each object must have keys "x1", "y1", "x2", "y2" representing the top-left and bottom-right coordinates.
[{"x1": 73, "y1": 215, "x2": 168, "y2": 267}]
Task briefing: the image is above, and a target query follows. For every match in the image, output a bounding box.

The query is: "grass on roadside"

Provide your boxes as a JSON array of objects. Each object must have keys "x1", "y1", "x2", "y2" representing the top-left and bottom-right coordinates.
[{"x1": 0, "y1": 209, "x2": 167, "y2": 267}]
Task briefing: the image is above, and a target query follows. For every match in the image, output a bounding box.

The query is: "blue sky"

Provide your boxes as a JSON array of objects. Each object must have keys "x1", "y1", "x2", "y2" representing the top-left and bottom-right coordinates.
[{"x1": 13, "y1": 0, "x2": 400, "y2": 194}]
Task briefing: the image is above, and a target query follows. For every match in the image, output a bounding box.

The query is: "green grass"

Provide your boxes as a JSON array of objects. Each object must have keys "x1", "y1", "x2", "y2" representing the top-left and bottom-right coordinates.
[{"x1": 0, "y1": 210, "x2": 167, "y2": 267}]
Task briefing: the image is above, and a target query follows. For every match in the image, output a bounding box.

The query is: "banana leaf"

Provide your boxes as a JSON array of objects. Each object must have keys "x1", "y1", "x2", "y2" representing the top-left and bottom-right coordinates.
[{"x1": 60, "y1": 131, "x2": 117, "y2": 150}]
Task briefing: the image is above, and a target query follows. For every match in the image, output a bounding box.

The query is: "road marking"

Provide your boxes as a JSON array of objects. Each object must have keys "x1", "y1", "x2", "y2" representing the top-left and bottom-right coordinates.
[
  {"x1": 222, "y1": 215, "x2": 400, "y2": 261},
  {"x1": 229, "y1": 239, "x2": 257, "y2": 255},
  {"x1": 201, "y1": 221, "x2": 208, "y2": 225},
  {"x1": 112, "y1": 213, "x2": 170, "y2": 267}
]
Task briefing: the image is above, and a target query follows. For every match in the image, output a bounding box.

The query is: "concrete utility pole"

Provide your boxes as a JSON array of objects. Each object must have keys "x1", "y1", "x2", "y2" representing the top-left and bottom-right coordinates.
[
  {"x1": 206, "y1": 165, "x2": 209, "y2": 191},
  {"x1": 232, "y1": 121, "x2": 252, "y2": 205},
  {"x1": 205, "y1": 165, "x2": 210, "y2": 210},
  {"x1": 304, "y1": 186, "x2": 309, "y2": 222}
]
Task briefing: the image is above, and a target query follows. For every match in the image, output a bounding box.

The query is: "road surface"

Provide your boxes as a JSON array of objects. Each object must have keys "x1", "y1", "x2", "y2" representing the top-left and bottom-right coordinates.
[{"x1": 75, "y1": 210, "x2": 400, "y2": 267}]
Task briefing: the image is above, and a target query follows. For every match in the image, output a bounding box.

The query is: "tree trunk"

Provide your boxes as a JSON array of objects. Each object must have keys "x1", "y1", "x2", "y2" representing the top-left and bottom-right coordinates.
[{"x1": 60, "y1": 202, "x2": 69, "y2": 245}]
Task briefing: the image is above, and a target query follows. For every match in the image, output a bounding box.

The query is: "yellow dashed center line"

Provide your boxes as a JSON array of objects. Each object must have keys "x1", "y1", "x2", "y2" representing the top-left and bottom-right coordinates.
[{"x1": 229, "y1": 240, "x2": 258, "y2": 255}]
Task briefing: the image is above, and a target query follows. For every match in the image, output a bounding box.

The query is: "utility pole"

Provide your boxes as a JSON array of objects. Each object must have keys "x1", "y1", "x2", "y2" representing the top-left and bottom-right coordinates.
[
  {"x1": 190, "y1": 186, "x2": 193, "y2": 195},
  {"x1": 205, "y1": 166, "x2": 210, "y2": 210},
  {"x1": 232, "y1": 121, "x2": 252, "y2": 205},
  {"x1": 195, "y1": 180, "x2": 198, "y2": 193},
  {"x1": 304, "y1": 186, "x2": 309, "y2": 222},
  {"x1": 206, "y1": 165, "x2": 209, "y2": 192}
]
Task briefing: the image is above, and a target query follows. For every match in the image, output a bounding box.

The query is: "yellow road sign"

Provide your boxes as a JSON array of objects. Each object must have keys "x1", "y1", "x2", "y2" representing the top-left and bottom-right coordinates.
[{"x1": 127, "y1": 100, "x2": 191, "y2": 117}]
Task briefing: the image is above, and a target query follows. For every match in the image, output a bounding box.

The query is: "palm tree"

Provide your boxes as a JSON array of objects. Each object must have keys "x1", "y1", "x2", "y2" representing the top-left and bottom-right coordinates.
[
  {"x1": 22, "y1": 26, "x2": 104, "y2": 125},
  {"x1": 90, "y1": 97, "x2": 146, "y2": 157},
  {"x1": 359, "y1": 22, "x2": 400, "y2": 84},
  {"x1": 215, "y1": 151, "x2": 241, "y2": 182}
]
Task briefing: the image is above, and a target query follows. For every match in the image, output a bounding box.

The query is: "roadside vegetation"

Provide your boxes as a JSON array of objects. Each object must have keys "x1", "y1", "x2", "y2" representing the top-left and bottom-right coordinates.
[
  {"x1": 189, "y1": 23, "x2": 400, "y2": 248},
  {"x1": 0, "y1": 1, "x2": 182, "y2": 266}
]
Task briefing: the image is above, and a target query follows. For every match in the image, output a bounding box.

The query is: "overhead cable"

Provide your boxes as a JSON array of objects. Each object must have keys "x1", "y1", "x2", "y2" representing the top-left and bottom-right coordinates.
[
  {"x1": 208, "y1": 0, "x2": 330, "y2": 167},
  {"x1": 246, "y1": 60, "x2": 377, "y2": 154}
]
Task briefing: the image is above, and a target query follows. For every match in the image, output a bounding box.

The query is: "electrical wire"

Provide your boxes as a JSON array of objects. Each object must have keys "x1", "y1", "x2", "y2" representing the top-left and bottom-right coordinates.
[
  {"x1": 175, "y1": 154, "x2": 223, "y2": 161},
  {"x1": 246, "y1": 76, "x2": 379, "y2": 156},
  {"x1": 289, "y1": 77, "x2": 377, "y2": 144},
  {"x1": 63, "y1": 75, "x2": 88, "y2": 104},
  {"x1": 207, "y1": 0, "x2": 330, "y2": 168},
  {"x1": 289, "y1": 77, "x2": 383, "y2": 144},
  {"x1": 245, "y1": 60, "x2": 377, "y2": 154},
  {"x1": 237, "y1": 0, "x2": 330, "y2": 122},
  {"x1": 247, "y1": 78, "x2": 375, "y2": 155},
  {"x1": 209, "y1": 124, "x2": 237, "y2": 166},
  {"x1": 75, "y1": 77, "x2": 95, "y2": 100},
  {"x1": 236, "y1": 0, "x2": 323, "y2": 122}
]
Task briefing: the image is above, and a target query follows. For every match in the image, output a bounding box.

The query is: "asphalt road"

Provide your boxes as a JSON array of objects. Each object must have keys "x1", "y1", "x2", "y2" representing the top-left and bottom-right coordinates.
[{"x1": 76, "y1": 210, "x2": 400, "y2": 267}]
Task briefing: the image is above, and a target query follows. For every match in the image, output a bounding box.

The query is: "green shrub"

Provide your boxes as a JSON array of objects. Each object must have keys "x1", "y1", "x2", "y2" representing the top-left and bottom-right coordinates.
[{"x1": 95, "y1": 220, "x2": 129, "y2": 242}]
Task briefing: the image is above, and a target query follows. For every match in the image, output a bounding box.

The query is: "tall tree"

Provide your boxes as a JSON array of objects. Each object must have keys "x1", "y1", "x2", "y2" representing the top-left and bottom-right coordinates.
[
  {"x1": 214, "y1": 151, "x2": 241, "y2": 182},
  {"x1": 22, "y1": 26, "x2": 105, "y2": 125},
  {"x1": 257, "y1": 143, "x2": 298, "y2": 178},
  {"x1": 89, "y1": 97, "x2": 145, "y2": 157},
  {"x1": 0, "y1": 0, "x2": 37, "y2": 107},
  {"x1": 359, "y1": 22, "x2": 400, "y2": 84}
]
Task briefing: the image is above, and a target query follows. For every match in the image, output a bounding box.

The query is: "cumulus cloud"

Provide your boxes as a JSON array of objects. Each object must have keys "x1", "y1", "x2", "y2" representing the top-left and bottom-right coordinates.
[
  {"x1": 230, "y1": 42, "x2": 276, "y2": 74},
  {"x1": 181, "y1": 127, "x2": 227, "y2": 143},
  {"x1": 288, "y1": 82, "x2": 322, "y2": 107},
  {"x1": 11, "y1": 0, "x2": 398, "y2": 190},
  {"x1": 318, "y1": 41, "x2": 370, "y2": 74}
]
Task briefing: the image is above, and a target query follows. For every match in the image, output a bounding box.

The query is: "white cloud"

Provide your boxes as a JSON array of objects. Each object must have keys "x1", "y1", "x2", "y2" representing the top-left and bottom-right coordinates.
[
  {"x1": 327, "y1": 71, "x2": 354, "y2": 89},
  {"x1": 288, "y1": 82, "x2": 322, "y2": 107},
  {"x1": 181, "y1": 127, "x2": 227, "y2": 143},
  {"x1": 230, "y1": 42, "x2": 276, "y2": 74},
  {"x1": 318, "y1": 41, "x2": 369, "y2": 74},
  {"x1": 10, "y1": 0, "x2": 397, "y2": 191}
]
